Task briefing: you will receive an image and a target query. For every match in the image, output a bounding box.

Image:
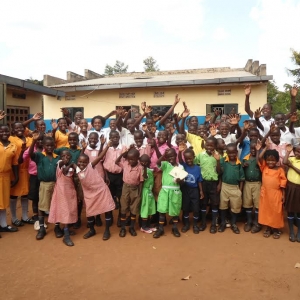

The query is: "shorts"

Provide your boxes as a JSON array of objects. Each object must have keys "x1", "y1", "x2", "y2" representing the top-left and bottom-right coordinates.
[
  {"x1": 28, "y1": 175, "x2": 40, "y2": 201},
  {"x1": 181, "y1": 185, "x2": 200, "y2": 213},
  {"x1": 243, "y1": 181, "x2": 261, "y2": 209},
  {"x1": 157, "y1": 186, "x2": 182, "y2": 216},
  {"x1": 38, "y1": 181, "x2": 55, "y2": 212},
  {"x1": 202, "y1": 180, "x2": 220, "y2": 207},
  {"x1": 220, "y1": 182, "x2": 242, "y2": 213},
  {"x1": 120, "y1": 183, "x2": 141, "y2": 215}
]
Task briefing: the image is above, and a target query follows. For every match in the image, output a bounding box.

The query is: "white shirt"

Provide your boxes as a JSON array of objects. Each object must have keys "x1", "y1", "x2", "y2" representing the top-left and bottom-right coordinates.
[
  {"x1": 251, "y1": 116, "x2": 275, "y2": 136},
  {"x1": 214, "y1": 133, "x2": 236, "y2": 145},
  {"x1": 280, "y1": 126, "x2": 295, "y2": 144}
]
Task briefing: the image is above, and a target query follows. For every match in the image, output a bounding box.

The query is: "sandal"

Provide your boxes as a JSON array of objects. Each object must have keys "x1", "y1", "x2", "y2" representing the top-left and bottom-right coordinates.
[
  {"x1": 273, "y1": 230, "x2": 281, "y2": 239},
  {"x1": 263, "y1": 229, "x2": 272, "y2": 238},
  {"x1": 12, "y1": 219, "x2": 24, "y2": 227}
]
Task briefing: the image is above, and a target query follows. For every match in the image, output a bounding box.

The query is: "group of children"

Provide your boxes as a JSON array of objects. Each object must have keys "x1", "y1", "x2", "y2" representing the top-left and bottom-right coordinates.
[{"x1": 0, "y1": 84, "x2": 300, "y2": 246}]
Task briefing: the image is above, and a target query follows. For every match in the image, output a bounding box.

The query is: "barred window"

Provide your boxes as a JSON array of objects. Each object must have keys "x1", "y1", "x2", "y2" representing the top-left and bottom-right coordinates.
[
  {"x1": 218, "y1": 89, "x2": 231, "y2": 96},
  {"x1": 119, "y1": 92, "x2": 135, "y2": 98},
  {"x1": 154, "y1": 91, "x2": 164, "y2": 98}
]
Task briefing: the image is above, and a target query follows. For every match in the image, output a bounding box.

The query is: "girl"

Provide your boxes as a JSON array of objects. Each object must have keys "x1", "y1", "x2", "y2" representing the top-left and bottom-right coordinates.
[
  {"x1": 52, "y1": 118, "x2": 69, "y2": 149},
  {"x1": 87, "y1": 115, "x2": 108, "y2": 144},
  {"x1": 9, "y1": 122, "x2": 34, "y2": 226},
  {"x1": 75, "y1": 144, "x2": 115, "y2": 240},
  {"x1": 78, "y1": 119, "x2": 89, "y2": 148},
  {"x1": 139, "y1": 154, "x2": 156, "y2": 233},
  {"x1": 256, "y1": 140, "x2": 287, "y2": 239},
  {"x1": 0, "y1": 124, "x2": 19, "y2": 234},
  {"x1": 48, "y1": 150, "x2": 77, "y2": 246},
  {"x1": 283, "y1": 141, "x2": 300, "y2": 242}
]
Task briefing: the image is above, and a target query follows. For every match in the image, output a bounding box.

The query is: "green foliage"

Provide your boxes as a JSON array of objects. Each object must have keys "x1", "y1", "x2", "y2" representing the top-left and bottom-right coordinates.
[
  {"x1": 104, "y1": 60, "x2": 128, "y2": 75},
  {"x1": 287, "y1": 49, "x2": 300, "y2": 84},
  {"x1": 143, "y1": 56, "x2": 160, "y2": 72},
  {"x1": 26, "y1": 77, "x2": 43, "y2": 86}
]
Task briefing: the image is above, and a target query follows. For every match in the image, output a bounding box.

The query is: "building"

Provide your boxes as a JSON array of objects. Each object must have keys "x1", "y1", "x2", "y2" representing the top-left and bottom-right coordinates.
[
  {"x1": 0, "y1": 74, "x2": 65, "y2": 130},
  {"x1": 43, "y1": 59, "x2": 272, "y2": 130}
]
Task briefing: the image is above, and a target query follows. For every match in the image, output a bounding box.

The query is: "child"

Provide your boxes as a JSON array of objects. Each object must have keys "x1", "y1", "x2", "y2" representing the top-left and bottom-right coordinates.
[
  {"x1": 75, "y1": 148, "x2": 115, "y2": 240},
  {"x1": 52, "y1": 118, "x2": 69, "y2": 148},
  {"x1": 283, "y1": 142, "x2": 300, "y2": 242},
  {"x1": 239, "y1": 123, "x2": 260, "y2": 161},
  {"x1": 48, "y1": 150, "x2": 77, "y2": 246},
  {"x1": 219, "y1": 143, "x2": 245, "y2": 234},
  {"x1": 29, "y1": 134, "x2": 60, "y2": 240},
  {"x1": 87, "y1": 115, "x2": 109, "y2": 143},
  {"x1": 0, "y1": 124, "x2": 19, "y2": 234},
  {"x1": 139, "y1": 154, "x2": 156, "y2": 233},
  {"x1": 179, "y1": 147, "x2": 204, "y2": 234},
  {"x1": 216, "y1": 138, "x2": 227, "y2": 158},
  {"x1": 35, "y1": 119, "x2": 46, "y2": 133},
  {"x1": 195, "y1": 137, "x2": 221, "y2": 233},
  {"x1": 242, "y1": 141, "x2": 262, "y2": 233},
  {"x1": 78, "y1": 119, "x2": 89, "y2": 148},
  {"x1": 134, "y1": 130, "x2": 152, "y2": 156},
  {"x1": 257, "y1": 142, "x2": 287, "y2": 239},
  {"x1": 115, "y1": 148, "x2": 144, "y2": 237},
  {"x1": 214, "y1": 121, "x2": 238, "y2": 145},
  {"x1": 9, "y1": 122, "x2": 34, "y2": 226},
  {"x1": 153, "y1": 148, "x2": 183, "y2": 238}
]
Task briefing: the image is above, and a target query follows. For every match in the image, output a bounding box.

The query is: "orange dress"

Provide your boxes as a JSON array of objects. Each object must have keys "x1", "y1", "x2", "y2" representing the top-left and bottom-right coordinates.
[
  {"x1": 258, "y1": 161, "x2": 287, "y2": 228},
  {"x1": 9, "y1": 136, "x2": 32, "y2": 196},
  {"x1": 0, "y1": 142, "x2": 18, "y2": 209}
]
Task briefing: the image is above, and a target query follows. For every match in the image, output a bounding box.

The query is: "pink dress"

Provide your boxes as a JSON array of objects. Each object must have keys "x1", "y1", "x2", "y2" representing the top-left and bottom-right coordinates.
[
  {"x1": 48, "y1": 164, "x2": 78, "y2": 224},
  {"x1": 77, "y1": 163, "x2": 115, "y2": 217},
  {"x1": 84, "y1": 148, "x2": 105, "y2": 179}
]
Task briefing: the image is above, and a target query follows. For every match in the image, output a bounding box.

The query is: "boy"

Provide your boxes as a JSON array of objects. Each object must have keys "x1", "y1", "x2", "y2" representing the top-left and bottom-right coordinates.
[
  {"x1": 29, "y1": 134, "x2": 60, "y2": 240},
  {"x1": 219, "y1": 143, "x2": 245, "y2": 234},
  {"x1": 242, "y1": 141, "x2": 262, "y2": 233},
  {"x1": 116, "y1": 148, "x2": 143, "y2": 237}
]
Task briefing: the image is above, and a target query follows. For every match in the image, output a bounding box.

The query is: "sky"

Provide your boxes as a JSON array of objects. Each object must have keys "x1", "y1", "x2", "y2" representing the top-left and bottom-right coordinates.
[{"x1": 0, "y1": 0, "x2": 299, "y2": 90}]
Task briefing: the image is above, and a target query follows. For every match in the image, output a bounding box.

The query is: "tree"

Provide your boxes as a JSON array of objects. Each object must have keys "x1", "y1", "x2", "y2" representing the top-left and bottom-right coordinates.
[
  {"x1": 143, "y1": 56, "x2": 159, "y2": 72},
  {"x1": 104, "y1": 60, "x2": 128, "y2": 75},
  {"x1": 287, "y1": 49, "x2": 300, "y2": 84},
  {"x1": 26, "y1": 77, "x2": 43, "y2": 85}
]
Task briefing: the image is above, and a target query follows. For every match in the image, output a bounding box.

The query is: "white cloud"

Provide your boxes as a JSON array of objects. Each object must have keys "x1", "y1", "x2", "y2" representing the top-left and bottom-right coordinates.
[{"x1": 212, "y1": 27, "x2": 229, "y2": 41}]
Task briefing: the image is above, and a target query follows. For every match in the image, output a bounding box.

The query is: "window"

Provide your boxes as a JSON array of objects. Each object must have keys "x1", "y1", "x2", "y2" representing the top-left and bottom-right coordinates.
[
  {"x1": 115, "y1": 105, "x2": 140, "y2": 119},
  {"x1": 150, "y1": 105, "x2": 172, "y2": 117},
  {"x1": 6, "y1": 105, "x2": 29, "y2": 129},
  {"x1": 154, "y1": 91, "x2": 164, "y2": 98},
  {"x1": 62, "y1": 107, "x2": 84, "y2": 121},
  {"x1": 119, "y1": 92, "x2": 135, "y2": 98},
  {"x1": 218, "y1": 89, "x2": 231, "y2": 96},
  {"x1": 12, "y1": 92, "x2": 26, "y2": 99},
  {"x1": 206, "y1": 104, "x2": 238, "y2": 115}
]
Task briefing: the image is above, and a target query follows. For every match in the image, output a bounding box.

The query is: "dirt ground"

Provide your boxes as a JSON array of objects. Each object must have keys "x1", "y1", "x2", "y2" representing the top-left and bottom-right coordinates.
[{"x1": 1, "y1": 207, "x2": 300, "y2": 300}]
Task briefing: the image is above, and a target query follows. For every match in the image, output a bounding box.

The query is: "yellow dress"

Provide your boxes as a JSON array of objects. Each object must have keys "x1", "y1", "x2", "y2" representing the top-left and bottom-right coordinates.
[{"x1": 0, "y1": 142, "x2": 18, "y2": 209}]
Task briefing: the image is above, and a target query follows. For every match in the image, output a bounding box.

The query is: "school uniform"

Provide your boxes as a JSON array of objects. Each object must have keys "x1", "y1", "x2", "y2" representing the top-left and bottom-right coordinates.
[
  {"x1": 140, "y1": 168, "x2": 156, "y2": 218},
  {"x1": 186, "y1": 132, "x2": 204, "y2": 156},
  {"x1": 54, "y1": 130, "x2": 69, "y2": 148}
]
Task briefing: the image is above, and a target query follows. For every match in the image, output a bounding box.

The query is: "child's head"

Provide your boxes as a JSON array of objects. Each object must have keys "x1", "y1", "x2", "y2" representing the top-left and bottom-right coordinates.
[
  {"x1": 134, "y1": 130, "x2": 144, "y2": 148},
  {"x1": 165, "y1": 148, "x2": 177, "y2": 165},
  {"x1": 43, "y1": 136, "x2": 55, "y2": 154},
  {"x1": 61, "y1": 150, "x2": 71, "y2": 165},
  {"x1": 175, "y1": 134, "x2": 186, "y2": 146},
  {"x1": 226, "y1": 143, "x2": 238, "y2": 161},
  {"x1": 36, "y1": 133, "x2": 44, "y2": 149},
  {"x1": 220, "y1": 114, "x2": 228, "y2": 122},
  {"x1": 57, "y1": 118, "x2": 67, "y2": 132},
  {"x1": 293, "y1": 145, "x2": 300, "y2": 159},
  {"x1": 109, "y1": 119, "x2": 117, "y2": 131},
  {"x1": 77, "y1": 154, "x2": 89, "y2": 170},
  {"x1": 274, "y1": 113, "x2": 286, "y2": 129},
  {"x1": 157, "y1": 130, "x2": 167, "y2": 145},
  {"x1": 139, "y1": 154, "x2": 150, "y2": 168},
  {"x1": 219, "y1": 122, "x2": 230, "y2": 137},
  {"x1": 187, "y1": 116, "x2": 198, "y2": 127},
  {"x1": 109, "y1": 130, "x2": 120, "y2": 146},
  {"x1": 216, "y1": 138, "x2": 226, "y2": 151},
  {"x1": 270, "y1": 128, "x2": 281, "y2": 144},
  {"x1": 88, "y1": 132, "x2": 99, "y2": 148},
  {"x1": 127, "y1": 148, "x2": 140, "y2": 167},
  {"x1": 35, "y1": 120, "x2": 46, "y2": 132},
  {"x1": 188, "y1": 125, "x2": 197, "y2": 135},
  {"x1": 205, "y1": 137, "x2": 217, "y2": 155},
  {"x1": 145, "y1": 118, "x2": 154, "y2": 130},
  {"x1": 68, "y1": 132, "x2": 79, "y2": 149},
  {"x1": 126, "y1": 118, "x2": 135, "y2": 132},
  {"x1": 91, "y1": 115, "x2": 106, "y2": 131},
  {"x1": 164, "y1": 122, "x2": 174, "y2": 133},
  {"x1": 264, "y1": 149, "x2": 279, "y2": 168},
  {"x1": 249, "y1": 141, "x2": 257, "y2": 157},
  {"x1": 74, "y1": 111, "x2": 84, "y2": 125},
  {"x1": 183, "y1": 148, "x2": 195, "y2": 166},
  {"x1": 248, "y1": 120, "x2": 257, "y2": 129},
  {"x1": 79, "y1": 119, "x2": 88, "y2": 132},
  {"x1": 197, "y1": 125, "x2": 208, "y2": 138},
  {"x1": 0, "y1": 125, "x2": 10, "y2": 141},
  {"x1": 248, "y1": 128, "x2": 260, "y2": 141},
  {"x1": 261, "y1": 103, "x2": 272, "y2": 118},
  {"x1": 12, "y1": 122, "x2": 25, "y2": 138},
  {"x1": 134, "y1": 112, "x2": 141, "y2": 120}
]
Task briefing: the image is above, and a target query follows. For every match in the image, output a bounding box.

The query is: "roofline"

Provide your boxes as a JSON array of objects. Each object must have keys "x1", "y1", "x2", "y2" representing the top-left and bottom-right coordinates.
[
  {"x1": 0, "y1": 74, "x2": 65, "y2": 97},
  {"x1": 53, "y1": 75, "x2": 273, "y2": 92}
]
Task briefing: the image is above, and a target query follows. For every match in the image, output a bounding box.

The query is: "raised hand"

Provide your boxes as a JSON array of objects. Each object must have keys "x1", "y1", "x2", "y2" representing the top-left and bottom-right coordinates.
[
  {"x1": 45, "y1": 132, "x2": 53, "y2": 137},
  {"x1": 174, "y1": 94, "x2": 180, "y2": 104},
  {"x1": 116, "y1": 106, "x2": 124, "y2": 116},
  {"x1": 32, "y1": 131, "x2": 41, "y2": 141},
  {"x1": 182, "y1": 109, "x2": 190, "y2": 118},
  {"x1": 107, "y1": 140, "x2": 113, "y2": 147},
  {"x1": 255, "y1": 140, "x2": 262, "y2": 151},
  {"x1": 244, "y1": 84, "x2": 251, "y2": 96},
  {"x1": 151, "y1": 126, "x2": 157, "y2": 133},
  {"x1": 182, "y1": 101, "x2": 188, "y2": 111},
  {"x1": 178, "y1": 142, "x2": 187, "y2": 152},
  {"x1": 32, "y1": 112, "x2": 43, "y2": 121},
  {"x1": 60, "y1": 108, "x2": 69, "y2": 116},
  {"x1": 265, "y1": 138, "x2": 271, "y2": 148},
  {"x1": 214, "y1": 108, "x2": 221, "y2": 117},
  {"x1": 145, "y1": 106, "x2": 153, "y2": 114},
  {"x1": 228, "y1": 114, "x2": 238, "y2": 125},
  {"x1": 243, "y1": 120, "x2": 249, "y2": 131},
  {"x1": 212, "y1": 151, "x2": 220, "y2": 161},
  {"x1": 205, "y1": 114, "x2": 212, "y2": 123},
  {"x1": 270, "y1": 122, "x2": 276, "y2": 132},
  {"x1": 51, "y1": 119, "x2": 58, "y2": 130},
  {"x1": 229, "y1": 107, "x2": 236, "y2": 115},
  {"x1": 142, "y1": 124, "x2": 147, "y2": 132},
  {"x1": 254, "y1": 108, "x2": 262, "y2": 119},
  {"x1": 0, "y1": 110, "x2": 6, "y2": 120},
  {"x1": 290, "y1": 85, "x2": 299, "y2": 97},
  {"x1": 100, "y1": 135, "x2": 106, "y2": 145},
  {"x1": 209, "y1": 125, "x2": 217, "y2": 136},
  {"x1": 290, "y1": 112, "x2": 298, "y2": 123},
  {"x1": 141, "y1": 102, "x2": 146, "y2": 112},
  {"x1": 81, "y1": 139, "x2": 87, "y2": 149},
  {"x1": 286, "y1": 144, "x2": 293, "y2": 152}
]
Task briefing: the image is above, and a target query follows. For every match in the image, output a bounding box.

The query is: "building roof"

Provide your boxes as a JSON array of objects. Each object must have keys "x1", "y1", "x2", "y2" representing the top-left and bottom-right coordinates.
[
  {"x1": 49, "y1": 67, "x2": 273, "y2": 92},
  {"x1": 0, "y1": 74, "x2": 65, "y2": 97}
]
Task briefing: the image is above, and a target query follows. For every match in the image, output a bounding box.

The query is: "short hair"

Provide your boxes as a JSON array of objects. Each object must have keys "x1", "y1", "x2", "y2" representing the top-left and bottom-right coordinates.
[
  {"x1": 57, "y1": 117, "x2": 66, "y2": 123},
  {"x1": 264, "y1": 149, "x2": 279, "y2": 162},
  {"x1": 274, "y1": 112, "x2": 285, "y2": 118},
  {"x1": 88, "y1": 131, "x2": 99, "y2": 138},
  {"x1": 91, "y1": 115, "x2": 106, "y2": 127},
  {"x1": 11, "y1": 122, "x2": 23, "y2": 128},
  {"x1": 127, "y1": 148, "x2": 140, "y2": 158},
  {"x1": 134, "y1": 130, "x2": 143, "y2": 137},
  {"x1": 78, "y1": 153, "x2": 89, "y2": 161},
  {"x1": 43, "y1": 136, "x2": 54, "y2": 144},
  {"x1": 206, "y1": 136, "x2": 217, "y2": 147},
  {"x1": 220, "y1": 121, "x2": 229, "y2": 128},
  {"x1": 140, "y1": 154, "x2": 150, "y2": 161},
  {"x1": 34, "y1": 119, "x2": 45, "y2": 127},
  {"x1": 249, "y1": 128, "x2": 259, "y2": 134},
  {"x1": 68, "y1": 132, "x2": 79, "y2": 139},
  {"x1": 183, "y1": 148, "x2": 195, "y2": 156},
  {"x1": 0, "y1": 124, "x2": 9, "y2": 129},
  {"x1": 109, "y1": 130, "x2": 120, "y2": 137},
  {"x1": 226, "y1": 143, "x2": 237, "y2": 150}
]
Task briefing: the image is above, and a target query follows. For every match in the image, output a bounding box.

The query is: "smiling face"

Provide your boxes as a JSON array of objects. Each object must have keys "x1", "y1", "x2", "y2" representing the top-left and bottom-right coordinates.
[
  {"x1": 262, "y1": 104, "x2": 272, "y2": 119},
  {"x1": 109, "y1": 120, "x2": 117, "y2": 130},
  {"x1": 35, "y1": 120, "x2": 46, "y2": 132},
  {"x1": 188, "y1": 125, "x2": 197, "y2": 135},
  {"x1": 219, "y1": 123, "x2": 229, "y2": 137},
  {"x1": 58, "y1": 119, "x2": 67, "y2": 131},
  {"x1": 126, "y1": 119, "x2": 135, "y2": 132},
  {"x1": 226, "y1": 146, "x2": 238, "y2": 162},
  {"x1": 205, "y1": 140, "x2": 215, "y2": 155},
  {"x1": 248, "y1": 129, "x2": 259, "y2": 141},
  {"x1": 61, "y1": 150, "x2": 71, "y2": 165},
  {"x1": 175, "y1": 134, "x2": 185, "y2": 146},
  {"x1": 266, "y1": 155, "x2": 277, "y2": 169},
  {"x1": 183, "y1": 151, "x2": 195, "y2": 166},
  {"x1": 43, "y1": 139, "x2": 55, "y2": 155},
  {"x1": 68, "y1": 133, "x2": 78, "y2": 149},
  {"x1": 197, "y1": 125, "x2": 207, "y2": 138},
  {"x1": 12, "y1": 122, "x2": 25, "y2": 138},
  {"x1": 166, "y1": 148, "x2": 177, "y2": 165},
  {"x1": 134, "y1": 131, "x2": 144, "y2": 148},
  {"x1": 274, "y1": 114, "x2": 285, "y2": 129},
  {"x1": 79, "y1": 119, "x2": 88, "y2": 132},
  {"x1": 74, "y1": 111, "x2": 83, "y2": 125},
  {"x1": 157, "y1": 131, "x2": 167, "y2": 145},
  {"x1": 77, "y1": 155, "x2": 89, "y2": 170},
  {"x1": 270, "y1": 128, "x2": 280, "y2": 144},
  {"x1": 109, "y1": 131, "x2": 120, "y2": 146},
  {"x1": 88, "y1": 132, "x2": 99, "y2": 148},
  {"x1": 92, "y1": 118, "x2": 103, "y2": 131},
  {"x1": 250, "y1": 143, "x2": 257, "y2": 157},
  {"x1": 0, "y1": 125, "x2": 10, "y2": 142}
]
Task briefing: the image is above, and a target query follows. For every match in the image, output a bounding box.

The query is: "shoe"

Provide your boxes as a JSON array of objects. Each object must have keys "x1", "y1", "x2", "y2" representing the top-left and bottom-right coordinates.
[
  {"x1": 199, "y1": 223, "x2": 207, "y2": 231},
  {"x1": 36, "y1": 227, "x2": 46, "y2": 240},
  {"x1": 129, "y1": 227, "x2": 137, "y2": 236},
  {"x1": 251, "y1": 224, "x2": 262, "y2": 234},
  {"x1": 193, "y1": 225, "x2": 200, "y2": 234},
  {"x1": 73, "y1": 218, "x2": 81, "y2": 229},
  {"x1": 289, "y1": 234, "x2": 296, "y2": 242},
  {"x1": 34, "y1": 221, "x2": 48, "y2": 231},
  {"x1": 244, "y1": 223, "x2": 252, "y2": 232},
  {"x1": 12, "y1": 219, "x2": 24, "y2": 227},
  {"x1": 210, "y1": 225, "x2": 217, "y2": 234},
  {"x1": 54, "y1": 225, "x2": 64, "y2": 238},
  {"x1": 225, "y1": 219, "x2": 231, "y2": 228},
  {"x1": 140, "y1": 227, "x2": 153, "y2": 234},
  {"x1": 83, "y1": 230, "x2": 96, "y2": 239},
  {"x1": 231, "y1": 224, "x2": 240, "y2": 234},
  {"x1": 172, "y1": 227, "x2": 181, "y2": 237},
  {"x1": 21, "y1": 218, "x2": 35, "y2": 224},
  {"x1": 0, "y1": 225, "x2": 18, "y2": 232},
  {"x1": 181, "y1": 224, "x2": 190, "y2": 233},
  {"x1": 150, "y1": 227, "x2": 157, "y2": 232},
  {"x1": 63, "y1": 236, "x2": 74, "y2": 246},
  {"x1": 95, "y1": 215, "x2": 102, "y2": 227},
  {"x1": 153, "y1": 228, "x2": 164, "y2": 238},
  {"x1": 102, "y1": 230, "x2": 111, "y2": 241},
  {"x1": 119, "y1": 228, "x2": 126, "y2": 237},
  {"x1": 218, "y1": 223, "x2": 226, "y2": 232}
]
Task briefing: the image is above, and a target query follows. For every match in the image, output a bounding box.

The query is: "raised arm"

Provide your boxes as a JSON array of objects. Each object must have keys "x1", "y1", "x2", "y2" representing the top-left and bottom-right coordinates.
[
  {"x1": 244, "y1": 84, "x2": 253, "y2": 118},
  {"x1": 28, "y1": 131, "x2": 41, "y2": 159},
  {"x1": 256, "y1": 140, "x2": 266, "y2": 163},
  {"x1": 133, "y1": 106, "x2": 152, "y2": 129},
  {"x1": 289, "y1": 112, "x2": 297, "y2": 134},
  {"x1": 158, "y1": 94, "x2": 180, "y2": 126},
  {"x1": 235, "y1": 121, "x2": 249, "y2": 145},
  {"x1": 92, "y1": 141, "x2": 112, "y2": 168},
  {"x1": 179, "y1": 109, "x2": 190, "y2": 134},
  {"x1": 104, "y1": 110, "x2": 117, "y2": 121},
  {"x1": 115, "y1": 148, "x2": 128, "y2": 165},
  {"x1": 288, "y1": 85, "x2": 298, "y2": 118},
  {"x1": 22, "y1": 112, "x2": 43, "y2": 129},
  {"x1": 149, "y1": 138, "x2": 162, "y2": 160},
  {"x1": 254, "y1": 108, "x2": 264, "y2": 132}
]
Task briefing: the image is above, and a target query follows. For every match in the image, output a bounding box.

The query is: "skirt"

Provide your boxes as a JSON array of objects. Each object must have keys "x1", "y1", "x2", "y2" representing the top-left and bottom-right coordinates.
[{"x1": 285, "y1": 181, "x2": 300, "y2": 213}]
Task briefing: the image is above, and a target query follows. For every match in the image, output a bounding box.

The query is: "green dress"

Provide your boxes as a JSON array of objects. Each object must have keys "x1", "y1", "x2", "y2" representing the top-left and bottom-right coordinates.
[{"x1": 140, "y1": 168, "x2": 156, "y2": 218}]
